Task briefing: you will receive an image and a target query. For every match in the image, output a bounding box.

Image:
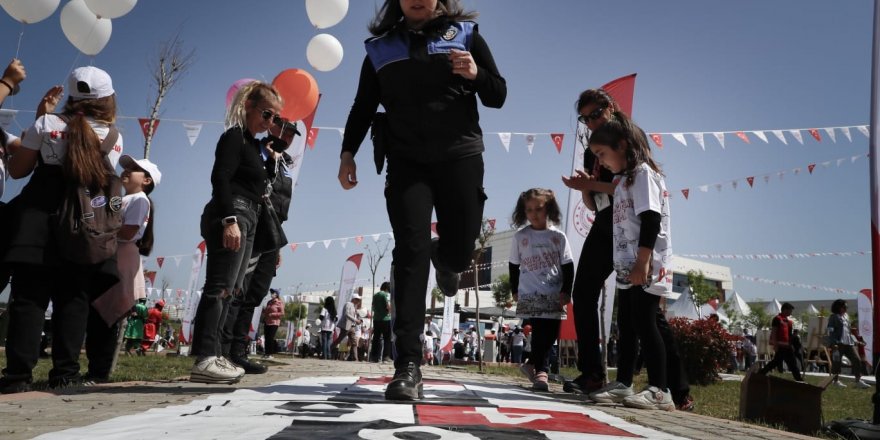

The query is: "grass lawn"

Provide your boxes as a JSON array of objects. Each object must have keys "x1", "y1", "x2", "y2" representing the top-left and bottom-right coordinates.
[
  {"x1": 0, "y1": 353, "x2": 194, "y2": 389},
  {"x1": 465, "y1": 364, "x2": 874, "y2": 428}
]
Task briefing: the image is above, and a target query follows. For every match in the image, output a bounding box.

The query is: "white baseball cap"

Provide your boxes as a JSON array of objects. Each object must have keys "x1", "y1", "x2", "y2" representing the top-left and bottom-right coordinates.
[
  {"x1": 351, "y1": 293, "x2": 361, "y2": 300},
  {"x1": 68, "y1": 66, "x2": 115, "y2": 100},
  {"x1": 119, "y1": 155, "x2": 162, "y2": 186}
]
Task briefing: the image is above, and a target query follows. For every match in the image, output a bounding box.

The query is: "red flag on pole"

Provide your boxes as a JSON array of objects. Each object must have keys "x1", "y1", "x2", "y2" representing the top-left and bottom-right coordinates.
[
  {"x1": 601, "y1": 73, "x2": 637, "y2": 116},
  {"x1": 550, "y1": 133, "x2": 564, "y2": 153},
  {"x1": 869, "y1": 0, "x2": 880, "y2": 377},
  {"x1": 138, "y1": 118, "x2": 160, "y2": 140}
]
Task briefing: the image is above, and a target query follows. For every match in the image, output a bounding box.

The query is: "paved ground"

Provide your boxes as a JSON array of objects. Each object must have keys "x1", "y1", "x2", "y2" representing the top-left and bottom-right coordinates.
[{"x1": 0, "y1": 357, "x2": 820, "y2": 439}]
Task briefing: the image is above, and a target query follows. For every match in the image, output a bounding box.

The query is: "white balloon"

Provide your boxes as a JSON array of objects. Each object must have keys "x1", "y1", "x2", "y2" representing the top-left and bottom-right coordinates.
[
  {"x1": 60, "y1": 0, "x2": 112, "y2": 56},
  {"x1": 0, "y1": 0, "x2": 60, "y2": 24},
  {"x1": 306, "y1": 33, "x2": 343, "y2": 72},
  {"x1": 305, "y1": 0, "x2": 348, "y2": 29},
  {"x1": 84, "y1": 0, "x2": 136, "y2": 19}
]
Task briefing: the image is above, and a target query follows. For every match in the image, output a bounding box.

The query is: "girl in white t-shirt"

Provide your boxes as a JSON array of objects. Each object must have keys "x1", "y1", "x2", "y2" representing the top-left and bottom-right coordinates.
[
  {"x1": 508, "y1": 188, "x2": 574, "y2": 391},
  {"x1": 587, "y1": 116, "x2": 675, "y2": 411}
]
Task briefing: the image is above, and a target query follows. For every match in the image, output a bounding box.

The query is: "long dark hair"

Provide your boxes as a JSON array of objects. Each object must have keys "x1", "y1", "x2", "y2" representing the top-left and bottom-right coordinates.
[
  {"x1": 61, "y1": 95, "x2": 117, "y2": 192},
  {"x1": 575, "y1": 88, "x2": 618, "y2": 114},
  {"x1": 368, "y1": 0, "x2": 478, "y2": 36},
  {"x1": 511, "y1": 188, "x2": 562, "y2": 228},
  {"x1": 831, "y1": 299, "x2": 847, "y2": 315},
  {"x1": 137, "y1": 180, "x2": 156, "y2": 256},
  {"x1": 324, "y1": 296, "x2": 338, "y2": 321},
  {"x1": 588, "y1": 112, "x2": 661, "y2": 186}
]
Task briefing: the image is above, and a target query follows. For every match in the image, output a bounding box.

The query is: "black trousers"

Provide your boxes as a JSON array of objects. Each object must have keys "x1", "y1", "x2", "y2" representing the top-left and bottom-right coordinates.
[
  {"x1": 760, "y1": 346, "x2": 803, "y2": 381},
  {"x1": 655, "y1": 308, "x2": 690, "y2": 402},
  {"x1": 85, "y1": 304, "x2": 119, "y2": 379},
  {"x1": 617, "y1": 286, "x2": 668, "y2": 390},
  {"x1": 529, "y1": 318, "x2": 561, "y2": 374},
  {"x1": 264, "y1": 325, "x2": 279, "y2": 355},
  {"x1": 220, "y1": 250, "x2": 277, "y2": 357},
  {"x1": 3, "y1": 264, "x2": 90, "y2": 384},
  {"x1": 371, "y1": 320, "x2": 393, "y2": 361},
  {"x1": 571, "y1": 212, "x2": 613, "y2": 382},
  {"x1": 385, "y1": 155, "x2": 486, "y2": 368}
]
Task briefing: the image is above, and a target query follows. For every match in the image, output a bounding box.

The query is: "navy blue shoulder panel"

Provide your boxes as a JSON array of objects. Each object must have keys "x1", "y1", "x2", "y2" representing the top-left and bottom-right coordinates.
[{"x1": 365, "y1": 21, "x2": 475, "y2": 72}]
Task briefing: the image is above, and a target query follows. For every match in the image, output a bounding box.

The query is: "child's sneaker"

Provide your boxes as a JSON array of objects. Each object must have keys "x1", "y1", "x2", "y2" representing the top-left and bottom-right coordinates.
[
  {"x1": 676, "y1": 395, "x2": 695, "y2": 411},
  {"x1": 622, "y1": 386, "x2": 675, "y2": 411},
  {"x1": 856, "y1": 379, "x2": 872, "y2": 389},
  {"x1": 532, "y1": 372, "x2": 549, "y2": 391},
  {"x1": 833, "y1": 380, "x2": 847, "y2": 388},
  {"x1": 519, "y1": 363, "x2": 536, "y2": 383},
  {"x1": 190, "y1": 356, "x2": 243, "y2": 384},
  {"x1": 589, "y1": 381, "x2": 634, "y2": 403}
]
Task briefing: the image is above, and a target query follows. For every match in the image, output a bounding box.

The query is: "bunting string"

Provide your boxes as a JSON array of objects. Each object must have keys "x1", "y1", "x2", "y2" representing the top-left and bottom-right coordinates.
[
  {"x1": 733, "y1": 274, "x2": 860, "y2": 296},
  {"x1": 681, "y1": 251, "x2": 870, "y2": 260}
]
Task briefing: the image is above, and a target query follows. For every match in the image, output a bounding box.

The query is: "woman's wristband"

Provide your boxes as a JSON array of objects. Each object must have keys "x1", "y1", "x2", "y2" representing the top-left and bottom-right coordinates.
[{"x1": 0, "y1": 79, "x2": 13, "y2": 93}]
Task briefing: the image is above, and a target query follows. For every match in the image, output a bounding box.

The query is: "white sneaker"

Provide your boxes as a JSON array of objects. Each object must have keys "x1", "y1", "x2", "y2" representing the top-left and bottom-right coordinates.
[
  {"x1": 190, "y1": 356, "x2": 243, "y2": 384},
  {"x1": 589, "y1": 381, "x2": 634, "y2": 403},
  {"x1": 216, "y1": 356, "x2": 246, "y2": 377},
  {"x1": 856, "y1": 380, "x2": 871, "y2": 389},
  {"x1": 622, "y1": 386, "x2": 675, "y2": 411},
  {"x1": 833, "y1": 380, "x2": 847, "y2": 388},
  {"x1": 519, "y1": 364, "x2": 536, "y2": 383}
]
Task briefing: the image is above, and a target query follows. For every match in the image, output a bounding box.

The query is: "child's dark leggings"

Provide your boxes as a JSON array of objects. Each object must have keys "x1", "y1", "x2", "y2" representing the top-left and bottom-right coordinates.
[
  {"x1": 529, "y1": 318, "x2": 561, "y2": 374},
  {"x1": 616, "y1": 286, "x2": 668, "y2": 390}
]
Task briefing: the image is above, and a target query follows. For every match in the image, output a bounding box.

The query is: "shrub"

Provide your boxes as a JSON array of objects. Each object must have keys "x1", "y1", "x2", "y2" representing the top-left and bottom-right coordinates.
[{"x1": 668, "y1": 317, "x2": 736, "y2": 385}]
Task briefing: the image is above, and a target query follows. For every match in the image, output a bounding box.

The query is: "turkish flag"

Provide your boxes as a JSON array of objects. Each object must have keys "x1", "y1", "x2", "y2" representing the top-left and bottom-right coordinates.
[
  {"x1": 156, "y1": 257, "x2": 165, "y2": 268},
  {"x1": 747, "y1": 176, "x2": 755, "y2": 187},
  {"x1": 681, "y1": 189, "x2": 689, "y2": 199},
  {"x1": 307, "y1": 127, "x2": 319, "y2": 149},
  {"x1": 736, "y1": 131, "x2": 750, "y2": 144},
  {"x1": 138, "y1": 118, "x2": 160, "y2": 140},
  {"x1": 550, "y1": 133, "x2": 564, "y2": 153},
  {"x1": 808, "y1": 163, "x2": 816, "y2": 174},
  {"x1": 290, "y1": 243, "x2": 298, "y2": 252},
  {"x1": 809, "y1": 128, "x2": 822, "y2": 142},
  {"x1": 600, "y1": 73, "x2": 637, "y2": 116},
  {"x1": 650, "y1": 133, "x2": 663, "y2": 148}
]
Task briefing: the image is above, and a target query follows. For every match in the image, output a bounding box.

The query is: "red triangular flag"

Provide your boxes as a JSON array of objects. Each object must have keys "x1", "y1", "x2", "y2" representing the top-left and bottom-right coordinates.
[
  {"x1": 289, "y1": 243, "x2": 298, "y2": 252},
  {"x1": 735, "y1": 131, "x2": 750, "y2": 144},
  {"x1": 156, "y1": 257, "x2": 165, "y2": 268},
  {"x1": 681, "y1": 189, "x2": 689, "y2": 199},
  {"x1": 746, "y1": 176, "x2": 755, "y2": 187},
  {"x1": 550, "y1": 133, "x2": 564, "y2": 153},
  {"x1": 808, "y1": 128, "x2": 821, "y2": 142},
  {"x1": 306, "y1": 127, "x2": 319, "y2": 149},
  {"x1": 145, "y1": 270, "x2": 157, "y2": 286},
  {"x1": 138, "y1": 118, "x2": 160, "y2": 140},
  {"x1": 487, "y1": 218, "x2": 496, "y2": 231},
  {"x1": 431, "y1": 221, "x2": 439, "y2": 237},
  {"x1": 355, "y1": 235, "x2": 363, "y2": 244},
  {"x1": 650, "y1": 133, "x2": 663, "y2": 148},
  {"x1": 601, "y1": 73, "x2": 637, "y2": 116},
  {"x1": 808, "y1": 163, "x2": 816, "y2": 174}
]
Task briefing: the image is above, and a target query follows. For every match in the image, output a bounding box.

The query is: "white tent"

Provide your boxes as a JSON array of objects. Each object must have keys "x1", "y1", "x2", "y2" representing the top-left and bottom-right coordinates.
[
  {"x1": 666, "y1": 288, "x2": 700, "y2": 320},
  {"x1": 807, "y1": 304, "x2": 820, "y2": 315},
  {"x1": 764, "y1": 298, "x2": 782, "y2": 316},
  {"x1": 729, "y1": 290, "x2": 751, "y2": 317}
]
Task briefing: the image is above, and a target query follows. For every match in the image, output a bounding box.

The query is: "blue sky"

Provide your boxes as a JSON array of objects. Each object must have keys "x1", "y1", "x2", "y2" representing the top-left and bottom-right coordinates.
[{"x1": 0, "y1": 0, "x2": 874, "y2": 302}]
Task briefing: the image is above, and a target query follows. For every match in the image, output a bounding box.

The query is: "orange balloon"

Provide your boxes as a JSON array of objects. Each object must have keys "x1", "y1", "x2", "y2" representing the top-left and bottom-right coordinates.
[
  {"x1": 296, "y1": 330, "x2": 303, "y2": 337},
  {"x1": 272, "y1": 69, "x2": 319, "y2": 122}
]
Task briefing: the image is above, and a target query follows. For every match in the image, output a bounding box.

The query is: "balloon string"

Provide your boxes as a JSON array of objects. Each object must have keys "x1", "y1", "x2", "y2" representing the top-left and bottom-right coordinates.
[{"x1": 15, "y1": 23, "x2": 24, "y2": 59}]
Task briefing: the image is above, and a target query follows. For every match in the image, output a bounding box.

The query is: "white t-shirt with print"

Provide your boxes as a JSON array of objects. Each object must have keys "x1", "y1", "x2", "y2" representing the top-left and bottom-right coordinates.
[
  {"x1": 120, "y1": 191, "x2": 151, "y2": 242},
  {"x1": 509, "y1": 225, "x2": 573, "y2": 320},
  {"x1": 611, "y1": 163, "x2": 673, "y2": 296},
  {"x1": 21, "y1": 114, "x2": 123, "y2": 168},
  {"x1": 320, "y1": 308, "x2": 336, "y2": 332}
]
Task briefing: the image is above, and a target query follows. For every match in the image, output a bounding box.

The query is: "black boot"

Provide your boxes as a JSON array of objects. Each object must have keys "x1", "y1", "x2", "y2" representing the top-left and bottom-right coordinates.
[
  {"x1": 431, "y1": 238, "x2": 460, "y2": 297},
  {"x1": 385, "y1": 362, "x2": 423, "y2": 401},
  {"x1": 230, "y1": 349, "x2": 268, "y2": 375}
]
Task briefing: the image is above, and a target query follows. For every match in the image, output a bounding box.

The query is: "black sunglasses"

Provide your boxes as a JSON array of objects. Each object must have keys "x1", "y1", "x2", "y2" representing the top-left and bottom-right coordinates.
[
  {"x1": 578, "y1": 107, "x2": 606, "y2": 124},
  {"x1": 261, "y1": 109, "x2": 281, "y2": 122}
]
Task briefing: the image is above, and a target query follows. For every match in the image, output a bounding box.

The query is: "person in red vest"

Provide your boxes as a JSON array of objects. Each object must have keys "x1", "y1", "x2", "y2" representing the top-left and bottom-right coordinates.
[
  {"x1": 757, "y1": 302, "x2": 803, "y2": 381},
  {"x1": 140, "y1": 300, "x2": 165, "y2": 353}
]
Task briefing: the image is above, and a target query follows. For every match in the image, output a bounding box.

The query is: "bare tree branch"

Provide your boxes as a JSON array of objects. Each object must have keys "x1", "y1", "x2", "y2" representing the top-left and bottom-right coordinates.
[{"x1": 143, "y1": 31, "x2": 195, "y2": 159}]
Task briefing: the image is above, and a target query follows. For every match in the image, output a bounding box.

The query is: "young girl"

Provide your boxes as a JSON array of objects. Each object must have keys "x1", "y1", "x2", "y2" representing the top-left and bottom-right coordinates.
[
  {"x1": 508, "y1": 188, "x2": 574, "y2": 391},
  {"x1": 587, "y1": 116, "x2": 675, "y2": 410},
  {"x1": 319, "y1": 296, "x2": 338, "y2": 360}
]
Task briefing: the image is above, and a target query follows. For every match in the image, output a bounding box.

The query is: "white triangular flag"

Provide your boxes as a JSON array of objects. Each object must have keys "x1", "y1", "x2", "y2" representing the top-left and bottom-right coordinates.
[
  {"x1": 525, "y1": 134, "x2": 535, "y2": 155},
  {"x1": 763, "y1": 175, "x2": 770, "y2": 184},
  {"x1": 823, "y1": 127, "x2": 837, "y2": 143},
  {"x1": 306, "y1": 241, "x2": 315, "y2": 248},
  {"x1": 752, "y1": 131, "x2": 768, "y2": 143},
  {"x1": 714, "y1": 184, "x2": 722, "y2": 192},
  {"x1": 858, "y1": 125, "x2": 870, "y2": 138},
  {"x1": 498, "y1": 132, "x2": 511, "y2": 152},
  {"x1": 793, "y1": 167, "x2": 801, "y2": 175},
  {"x1": 0, "y1": 109, "x2": 18, "y2": 132},
  {"x1": 371, "y1": 233, "x2": 381, "y2": 242},
  {"x1": 337, "y1": 128, "x2": 345, "y2": 138},
  {"x1": 822, "y1": 161, "x2": 832, "y2": 168},
  {"x1": 672, "y1": 133, "x2": 687, "y2": 146},
  {"x1": 841, "y1": 127, "x2": 852, "y2": 142},
  {"x1": 837, "y1": 158, "x2": 845, "y2": 167},
  {"x1": 182, "y1": 123, "x2": 202, "y2": 146},
  {"x1": 699, "y1": 185, "x2": 709, "y2": 192},
  {"x1": 323, "y1": 239, "x2": 332, "y2": 249},
  {"x1": 853, "y1": 155, "x2": 861, "y2": 163},
  {"x1": 789, "y1": 130, "x2": 804, "y2": 145},
  {"x1": 771, "y1": 130, "x2": 788, "y2": 145},
  {"x1": 172, "y1": 256, "x2": 182, "y2": 267},
  {"x1": 778, "y1": 171, "x2": 785, "y2": 181},
  {"x1": 692, "y1": 132, "x2": 704, "y2": 150},
  {"x1": 712, "y1": 132, "x2": 725, "y2": 149},
  {"x1": 340, "y1": 238, "x2": 347, "y2": 248},
  {"x1": 731, "y1": 180, "x2": 738, "y2": 190}
]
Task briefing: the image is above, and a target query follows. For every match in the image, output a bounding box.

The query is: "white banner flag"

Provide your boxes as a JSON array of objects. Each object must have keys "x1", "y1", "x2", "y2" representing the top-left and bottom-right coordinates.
[
  {"x1": 525, "y1": 134, "x2": 535, "y2": 154},
  {"x1": 771, "y1": 130, "x2": 788, "y2": 145},
  {"x1": 440, "y1": 296, "x2": 456, "y2": 352},
  {"x1": 182, "y1": 290, "x2": 201, "y2": 345},
  {"x1": 335, "y1": 254, "x2": 364, "y2": 321},
  {"x1": 181, "y1": 241, "x2": 206, "y2": 344},
  {"x1": 712, "y1": 132, "x2": 725, "y2": 149},
  {"x1": 498, "y1": 132, "x2": 511, "y2": 152},
  {"x1": 752, "y1": 131, "x2": 769, "y2": 143},
  {"x1": 790, "y1": 129, "x2": 804, "y2": 144},
  {"x1": 693, "y1": 132, "x2": 704, "y2": 150},
  {"x1": 859, "y1": 289, "x2": 873, "y2": 366},
  {"x1": 0, "y1": 109, "x2": 17, "y2": 132},
  {"x1": 671, "y1": 133, "x2": 687, "y2": 146},
  {"x1": 842, "y1": 126, "x2": 853, "y2": 142},
  {"x1": 824, "y1": 127, "x2": 837, "y2": 143},
  {"x1": 182, "y1": 122, "x2": 202, "y2": 146},
  {"x1": 859, "y1": 125, "x2": 870, "y2": 138}
]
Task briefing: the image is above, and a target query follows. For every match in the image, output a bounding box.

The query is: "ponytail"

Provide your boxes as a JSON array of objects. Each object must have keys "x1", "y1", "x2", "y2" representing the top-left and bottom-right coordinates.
[
  {"x1": 137, "y1": 195, "x2": 155, "y2": 256},
  {"x1": 61, "y1": 95, "x2": 117, "y2": 193}
]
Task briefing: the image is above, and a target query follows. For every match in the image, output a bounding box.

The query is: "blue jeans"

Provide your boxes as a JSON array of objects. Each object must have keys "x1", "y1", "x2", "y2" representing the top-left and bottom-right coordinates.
[
  {"x1": 321, "y1": 330, "x2": 333, "y2": 359},
  {"x1": 191, "y1": 197, "x2": 259, "y2": 358}
]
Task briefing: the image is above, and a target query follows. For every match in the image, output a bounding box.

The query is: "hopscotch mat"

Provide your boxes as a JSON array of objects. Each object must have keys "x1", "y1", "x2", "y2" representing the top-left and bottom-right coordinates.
[{"x1": 36, "y1": 376, "x2": 688, "y2": 439}]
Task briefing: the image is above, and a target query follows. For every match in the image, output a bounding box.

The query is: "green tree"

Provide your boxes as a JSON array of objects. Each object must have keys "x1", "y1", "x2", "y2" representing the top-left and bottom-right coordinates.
[
  {"x1": 431, "y1": 287, "x2": 444, "y2": 305},
  {"x1": 491, "y1": 274, "x2": 513, "y2": 309},
  {"x1": 744, "y1": 302, "x2": 772, "y2": 330},
  {"x1": 687, "y1": 270, "x2": 719, "y2": 311},
  {"x1": 285, "y1": 301, "x2": 308, "y2": 322},
  {"x1": 471, "y1": 218, "x2": 495, "y2": 372}
]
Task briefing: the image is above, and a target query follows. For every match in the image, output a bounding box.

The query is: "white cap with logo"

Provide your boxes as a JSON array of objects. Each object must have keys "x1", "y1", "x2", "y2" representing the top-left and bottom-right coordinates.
[
  {"x1": 68, "y1": 66, "x2": 115, "y2": 100},
  {"x1": 119, "y1": 155, "x2": 162, "y2": 186}
]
